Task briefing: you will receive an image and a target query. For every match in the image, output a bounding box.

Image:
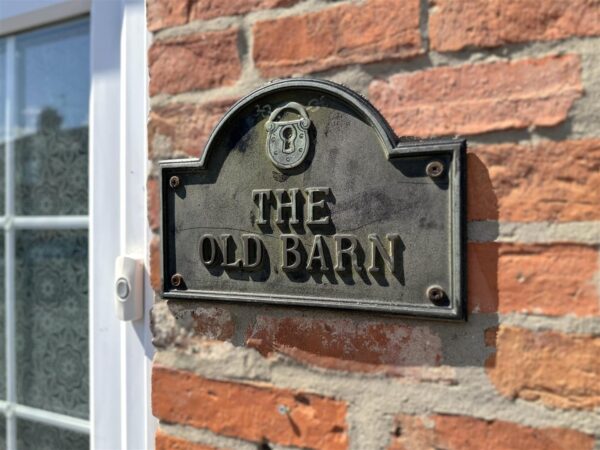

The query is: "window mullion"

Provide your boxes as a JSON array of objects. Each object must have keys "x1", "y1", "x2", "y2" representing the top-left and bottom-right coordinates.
[
  {"x1": 13, "y1": 404, "x2": 89, "y2": 435},
  {"x1": 4, "y1": 35, "x2": 16, "y2": 450},
  {"x1": 13, "y1": 216, "x2": 89, "y2": 230}
]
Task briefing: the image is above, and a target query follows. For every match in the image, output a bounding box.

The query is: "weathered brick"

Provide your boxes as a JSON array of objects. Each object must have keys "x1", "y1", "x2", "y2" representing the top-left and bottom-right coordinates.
[
  {"x1": 253, "y1": 0, "x2": 422, "y2": 77},
  {"x1": 467, "y1": 243, "x2": 499, "y2": 313},
  {"x1": 468, "y1": 140, "x2": 600, "y2": 222},
  {"x1": 245, "y1": 316, "x2": 454, "y2": 380},
  {"x1": 156, "y1": 430, "x2": 219, "y2": 450},
  {"x1": 147, "y1": 0, "x2": 299, "y2": 32},
  {"x1": 369, "y1": 55, "x2": 581, "y2": 137},
  {"x1": 389, "y1": 413, "x2": 594, "y2": 450},
  {"x1": 430, "y1": 0, "x2": 600, "y2": 52},
  {"x1": 147, "y1": 177, "x2": 160, "y2": 232},
  {"x1": 495, "y1": 244, "x2": 598, "y2": 316},
  {"x1": 150, "y1": 303, "x2": 237, "y2": 349},
  {"x1": 190, "y1": 0, "x2": 299, "y2": 22},
  {"x1": 486, "y1": 327, "x2": 600, "y2": 410},
  {"x1": 484, "y1": 326, "x2": 499, "y2": 348},
  {"x1": 171, "y1": 304, "x2": 235, "y2": 341},
  {"x1": 147, "y1": 0, "x2": 189, "y2": 32},
  {"x1": 152, "y1": 365, "x2": 348, "y2": 450},
  {"x1": 149, "y1": 28, "x2": 241, "y2": 96},
  {"x1": 468, "y1": 243, "x2": 599, "y2": 316},
  {"x1": 149, "y1": 98, "x2": 237, "y2": 159},
  {"x1": 151, "y1": 301, "x2": 192, "y2": 349},
  {"x1": 149, "y1": 234, "x2": 162, "y2": 293}
]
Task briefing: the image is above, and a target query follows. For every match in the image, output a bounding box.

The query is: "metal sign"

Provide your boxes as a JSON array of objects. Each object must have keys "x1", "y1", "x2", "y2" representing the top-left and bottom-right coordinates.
[{"x1": 160, "y1": 79, "x2": 466, "y2": 319}]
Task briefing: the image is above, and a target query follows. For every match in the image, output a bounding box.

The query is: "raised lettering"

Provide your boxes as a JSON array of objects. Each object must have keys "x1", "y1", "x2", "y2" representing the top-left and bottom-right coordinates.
[
  {"x1": 242, "y1": 234, "x2": 263, "y2": 269},
  {"x1": 252, "y1": 189, "x2": 271, "y2": 225},
  {"x1": 280, "y1": 234, "x2": 301, "y2": 271},
  {"x1": 199, "y1": 234, "x2": 218, "y2": 266},
  {"x1": 333, "y1": 234, "x2": 361, "y2": 272},
  {"x1": 367, "y1": 233, "x2": 398, "y2": 273},
  {"x1": 306, "y1": 235, "x2": 328, "y2": 271},
  {"x1": 274, "y1": 188, "x2": 299, "y2": 225},
  {"x1": 306, "y1": 187, "x2": 330, "y2": 225},
  {"x1": 220, "y1": 234, "x2": 242, "y2": 268}
]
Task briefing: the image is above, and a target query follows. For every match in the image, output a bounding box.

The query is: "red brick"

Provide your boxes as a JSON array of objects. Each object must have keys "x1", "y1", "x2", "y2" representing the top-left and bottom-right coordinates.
[
  {"x1": 190, "y1": 0, "x2": 299, "y2": 22},
  {"x1": 389, "y1": 413, "x2": 594, "y2": 450},
  {"x1": 156, "y1": 430, "x2": 219, "y2": 450},
  {"x1": 468, "y1": 140, "x2": 600, "y2": 222},
  {"x1": 253, "y1": 0, "x2": 421, "y2": 77},
  {"x1": 147, "y1": 0, "x2": 189, "y2": 32},
  {"x1": 152, "y1": 365, "x2": 348, "y2": 450},
  {"x1": 496, "y1": 244, "x2": 598, "y2": 316},
  {"x1": 147, "y1": 0, "x2": 299, "y2": 32},
  {"x1": 147, "y1": 177, "x2": 160, "y2": 232},
  {"x1": 149, "y1": 28, "x2": 241, "y2": 96},
  {"x1": 149, "y1": 98, "x2": 237, "y2": 159},
  {"x1": 484, "y1": 326, "x2": 498, "y2": 347},
  {"x1": 149, "y1": 234, "x2": 162, "y2": 292},
  {"x1": 467, "y1": 243, "x2": 499, "y2": 314},
  {"x1": 468, "y1": 243, "x2": 599, "y2": 316},
  {"x1": 430, "y1": 0, "x2": 600, "y2": 53},
  {"x1": 245, "y1": 316, "x2": 453, "y2": 380},
  {"x1": 369, "y1": 55, "x2": 581, "y2": 137},
  {"x1": 486, "y1": 327, "x2": 600, "y2": 410}
]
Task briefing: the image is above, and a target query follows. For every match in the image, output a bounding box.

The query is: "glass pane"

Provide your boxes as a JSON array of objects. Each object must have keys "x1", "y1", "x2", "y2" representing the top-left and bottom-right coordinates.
[
  {"x1": 0, "y1": 234, "x2": 4, "y2": 400},
  {"x1": 15, "y1": 230, "x2": 88, "y2": 419},
  {"x1": 17, "y1": 420, "x2": 87, "y2": 450},
  {"x1": 14, "y1": 20, "x2": 89, "y2": 215},
  {"x1": 0, "y1": 39, "x2": 6, "y2": 215},
  {"x1": 0, "y1": 414, "x2": 5, "y2": 450}
]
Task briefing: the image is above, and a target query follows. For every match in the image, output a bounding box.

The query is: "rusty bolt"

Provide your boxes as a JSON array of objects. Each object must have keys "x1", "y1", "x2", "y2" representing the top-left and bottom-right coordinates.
[
  {"x1": 171, "y1": 273, "x2": 184, "y2": 287},
  {"x1": 169, "y1": 176, "x2": 180, "y2": 189},
  {"x1": 426, "y1": 285, "x2": 446, "y2": 304},
  {"x1": 425, "y1": 160, "x2": 444, "y2": 178}
]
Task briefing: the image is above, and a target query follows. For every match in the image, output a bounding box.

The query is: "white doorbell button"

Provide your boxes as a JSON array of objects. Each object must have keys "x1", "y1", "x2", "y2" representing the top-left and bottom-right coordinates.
[{"x1": 114, "y1": 256, "x2": 143, "y2": 321}]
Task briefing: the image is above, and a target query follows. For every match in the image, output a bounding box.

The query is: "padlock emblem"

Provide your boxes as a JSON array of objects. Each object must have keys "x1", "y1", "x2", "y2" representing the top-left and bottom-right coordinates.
[{"x1": 265, "y1": 102, "x2": 311, "y2": 170}]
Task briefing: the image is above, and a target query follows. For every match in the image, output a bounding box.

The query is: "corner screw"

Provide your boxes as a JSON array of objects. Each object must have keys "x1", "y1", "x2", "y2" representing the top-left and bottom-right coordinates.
[
  {"x1": 427, "y1": 285, "x2": 446, "y2": 304},
  {"x1": 169, "y1": 176, "x2": 180, "y2": 189},
  {"x1": 171, "y1": 273, "x2": 184, "y2": 287},
  {"x1": 426, "y1": 160, "x2": 444, "y2": 178}
]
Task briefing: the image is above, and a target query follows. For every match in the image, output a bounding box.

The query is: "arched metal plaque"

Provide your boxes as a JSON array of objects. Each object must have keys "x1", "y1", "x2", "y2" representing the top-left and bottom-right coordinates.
[{"x1": 160, "y1": 79, "x2": 466, "y2": 319}]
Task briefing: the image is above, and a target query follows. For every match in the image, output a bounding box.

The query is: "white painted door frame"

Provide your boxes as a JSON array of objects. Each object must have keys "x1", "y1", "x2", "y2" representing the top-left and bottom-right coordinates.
[{"x1": 90, "y1": 0, "x2": 155, "y2": 449}]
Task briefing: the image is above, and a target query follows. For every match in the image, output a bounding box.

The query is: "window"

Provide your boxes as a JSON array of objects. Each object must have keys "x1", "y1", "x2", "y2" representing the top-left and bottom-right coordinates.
[{"x1": 0, "y1": 17, "x2": 90, "y2": 449}]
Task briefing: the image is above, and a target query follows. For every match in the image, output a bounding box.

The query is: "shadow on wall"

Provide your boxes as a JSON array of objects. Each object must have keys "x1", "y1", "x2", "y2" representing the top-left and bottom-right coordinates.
[{"x1": 154, "y1": 152, "x2": 499, "y2": 377}]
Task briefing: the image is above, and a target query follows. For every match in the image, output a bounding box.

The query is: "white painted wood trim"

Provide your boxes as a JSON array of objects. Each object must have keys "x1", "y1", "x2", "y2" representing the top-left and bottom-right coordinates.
[
  {"x1": 90, "y1": 0, "x2": 155, "y2": 448},
  {"x1": 0, "y1": 0, "x2": 91, "y2": 37},
  {"x1": 119, "y1": 0, "x2": 156, "y2": 448},
  {"x1": 89, "y1": 1, "x2": 122, "y2": 446}
]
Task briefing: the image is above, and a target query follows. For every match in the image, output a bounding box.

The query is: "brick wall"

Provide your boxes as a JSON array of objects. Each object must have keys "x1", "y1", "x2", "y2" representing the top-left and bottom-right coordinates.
[{"x1": 146, "y1": 1, "x2": 600, "y2": 449}]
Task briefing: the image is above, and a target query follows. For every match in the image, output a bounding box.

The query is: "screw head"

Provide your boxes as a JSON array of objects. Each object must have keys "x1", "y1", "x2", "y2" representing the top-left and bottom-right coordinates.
[
  {"x1": 169, "y1": 176, "x2": 180, "y2": 189},
  {"x1": 426, "y1": 285, "x2": 446, "y2": 304},
  {"x1": 426, "y1": 160, "x2": 444, "y2": 178},
  {"x1": 171, "y1": 273, "x2": 184, "y2": 287}
]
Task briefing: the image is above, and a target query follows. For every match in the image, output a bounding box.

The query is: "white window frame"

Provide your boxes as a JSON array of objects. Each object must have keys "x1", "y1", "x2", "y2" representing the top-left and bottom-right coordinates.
[{"x1": 0, "y1": 1, "x2": 155, "y2": 449}]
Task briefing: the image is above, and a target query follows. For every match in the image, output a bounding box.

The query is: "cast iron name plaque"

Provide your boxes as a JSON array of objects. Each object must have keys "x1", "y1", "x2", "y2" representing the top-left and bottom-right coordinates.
[{"x1": 160, "y1": 79, "x2": 466, "y2": 319}]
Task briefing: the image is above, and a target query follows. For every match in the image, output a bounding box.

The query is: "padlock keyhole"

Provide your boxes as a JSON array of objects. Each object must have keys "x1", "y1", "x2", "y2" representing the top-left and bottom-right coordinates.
[{"x1": 282, "y1": 126, "x2": 294, "y2": 153}]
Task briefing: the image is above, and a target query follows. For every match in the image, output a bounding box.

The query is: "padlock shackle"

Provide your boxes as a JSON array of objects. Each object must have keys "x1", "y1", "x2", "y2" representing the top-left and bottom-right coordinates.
[{"x1": 265, "y1": 101, "x2": 310, "y2": 131}]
